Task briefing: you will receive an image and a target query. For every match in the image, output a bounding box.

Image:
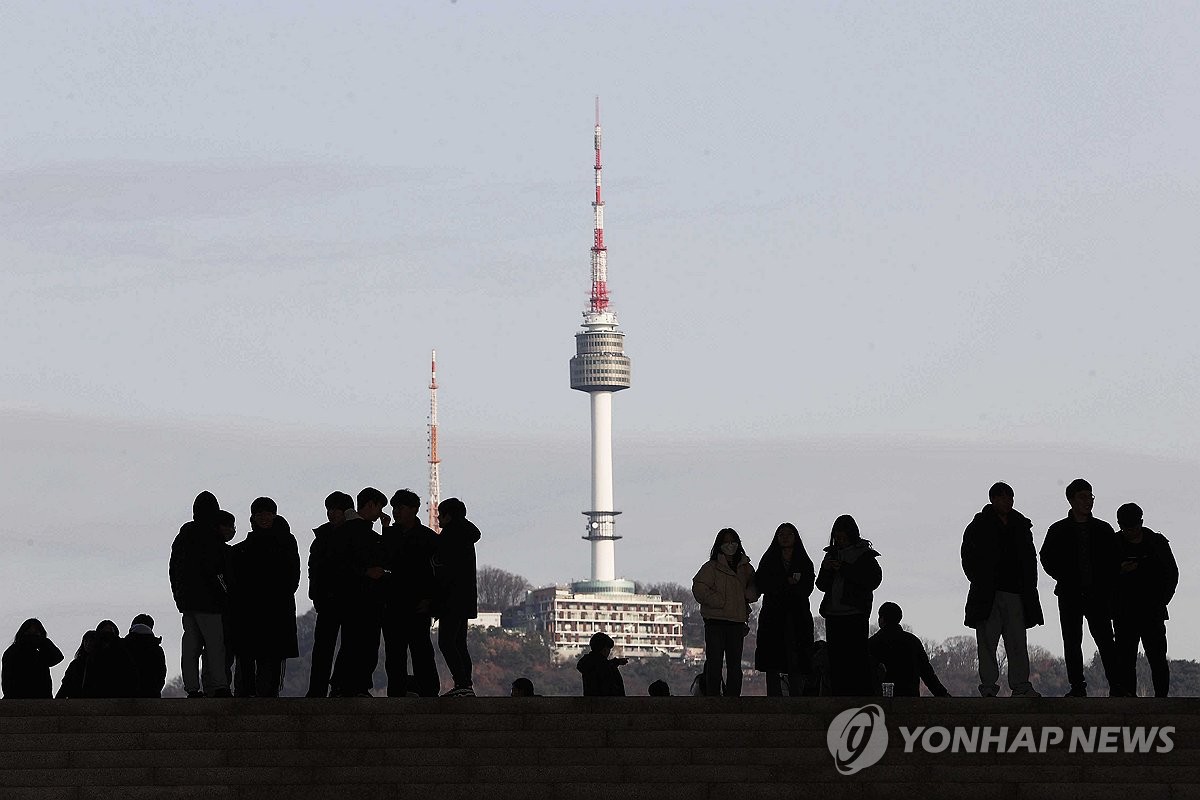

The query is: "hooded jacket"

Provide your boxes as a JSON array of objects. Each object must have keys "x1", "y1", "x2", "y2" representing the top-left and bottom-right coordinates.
[
  {"x1": 692, "y1": 555, "x2": 757, "y2": 624},
  {"x1": 169, "y1": 491, "x2": 228, "y2": 614},
  {"x1": 1114, "y1": 527, "x2": 1179, "y2": 621},
  {"x1": 1, "y1": 634, "x2": 64, "y2": 699},
  {"x1": 123, "y1": 626, "x2": 167, "y2": 698},
  {"x1": 433, "y1": 517, "x2": 482, "y2": 619},
  {"x1": 961, "y1": 504, "x2": 1045, "y2": 628},
  {"x1": 816, "y1": 541, "x2": 882, "y2": 617},
  {"x1": 382, "y1": 520, "x2": 439, "y2": 614}
]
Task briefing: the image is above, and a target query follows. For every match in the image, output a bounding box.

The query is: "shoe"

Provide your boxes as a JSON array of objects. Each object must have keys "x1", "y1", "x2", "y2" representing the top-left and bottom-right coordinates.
[
  {"x1": 186, "y1": 691, "x2": 205, "y2": 699},
  {"x1": 1011, "y1": 688, "x2": 1042, "y2": 698},
  {"x1": 978, "y1": 685, "x2": 999, "y2": 698},
  {"x1": 1064, "y1": 686, "x2": 1087, "y2": 698},
  {"x1": 353, "y1": 692, "x2": 373, "y2": 698},
  {"x1": 211, "y1": 688, "x2": 232, "y2": 698},
  {"x1": 441, "y1": 686, "x2": 476, "y2": 698}
]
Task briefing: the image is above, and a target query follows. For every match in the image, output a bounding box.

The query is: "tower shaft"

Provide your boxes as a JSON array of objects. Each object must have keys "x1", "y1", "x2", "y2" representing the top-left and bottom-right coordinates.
[{"x1": 428, "y1": 349, "x2": 441, "y2": 533}]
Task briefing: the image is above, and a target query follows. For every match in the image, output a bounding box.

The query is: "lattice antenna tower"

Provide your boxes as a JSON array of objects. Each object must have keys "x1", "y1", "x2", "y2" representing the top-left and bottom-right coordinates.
[{"x1": 428, "y1": 348, "x2": 441, "y2": 533}]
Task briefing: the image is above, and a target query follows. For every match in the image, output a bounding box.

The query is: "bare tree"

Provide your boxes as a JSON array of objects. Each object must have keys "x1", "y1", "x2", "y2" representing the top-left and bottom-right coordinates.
[{"x1": 477, "y1": 565, "x2": 533, "y2": 612}]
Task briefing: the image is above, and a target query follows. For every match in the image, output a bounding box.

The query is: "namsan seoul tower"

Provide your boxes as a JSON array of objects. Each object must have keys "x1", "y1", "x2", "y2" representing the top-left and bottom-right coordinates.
[{"x1": 569, "y1": 98, "x2": 633, "y2": 591}]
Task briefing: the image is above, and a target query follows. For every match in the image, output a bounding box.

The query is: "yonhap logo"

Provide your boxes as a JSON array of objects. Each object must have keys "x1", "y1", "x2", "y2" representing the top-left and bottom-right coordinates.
[{"x1": 826, "y1": 704, "x2": 889, "y2": 775}]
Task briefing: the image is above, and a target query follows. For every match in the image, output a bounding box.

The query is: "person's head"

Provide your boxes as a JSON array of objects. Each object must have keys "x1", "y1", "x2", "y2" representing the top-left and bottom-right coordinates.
[
  {"x1": 95, "y1": 619, "x2": 119, "y2": 637},
  {"x1": 76, "y1": 630, "x2": 99, "y2": 658},
  {"x1": 324, "y1": 491, "x2": 354, "y2": 526},
  {"x1": 438, "y1": 497, "x2": 467, "y2": 526},
  {"x1": 510, "y1": 677, "x2": 535, "y2": 697},
  {"x1": 1116, "y1": 502, "x2": 1144, "y2": 532},
  {"x1": 589, "y1": 631, "x2": 615, "y2": 657},
  {"x1": 774, "y1": 522, "x2": 800, "y2": 550},
  {"x1": 250, "y1": 496, "x2": 278, "y2": 530},
  {"x1": 357, "y1": 487, "x2": 389, "y2": 522},
  {"x1": 1065, "y1": 478, "x2": 1094, "y2": 517},
  {"x1": 391, "y1": 489, "x2": 421, "y2": 525},
  {"x1": 988, "y1": 482, "x2": 1015, "y2": 514},
  {"x1": 192, "y1": 491, "x2": 220, "y2": 526},
  {"x1": 830, "y1": 515, "x2": 861, "y2": 548},
  {"x1": 15, "y1": 618, "x2": 46, "y2": 641},
  {"x1": 709, "y1": 528, "x2": 744, "y2": 562},
  {"x1": 648, "y1": 679, "x2": 671, "y2": 697},
  {"x1": 216, "y1": 509, "x2": 237, "y2": 542},
  {"x1": 131, "y1": 614, "x2": 155, "y2": 631},
  {"x1": 877, "y1": 601, "x2": 903, "y2": 628}
]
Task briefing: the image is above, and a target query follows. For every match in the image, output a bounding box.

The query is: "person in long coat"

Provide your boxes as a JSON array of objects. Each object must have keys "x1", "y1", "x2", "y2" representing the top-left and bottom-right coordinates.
[
  {"x1": 1, "y1": 619, "x2": 64, "y2": 699},
  {"x1": 227, "y1": 497, "x2": 300, "y2": 697},
  {"x1": 754, "y1": 523, "x2": 816, "y2": 696}
]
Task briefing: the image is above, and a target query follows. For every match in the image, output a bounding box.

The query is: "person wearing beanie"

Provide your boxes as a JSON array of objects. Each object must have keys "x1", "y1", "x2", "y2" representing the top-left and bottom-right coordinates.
[
  {"x1": 1039, "y1": 478, "x2": 1121, "y2": 697},
  {"x1": 961, "y1": 482, "x2": 1044, "y2": 698},
  {"x1": 124, "y1": 615, "x2": 167, "y2": 698},
  {"x1": 1112, "y1": 503, "x2": 1179, "y2": 697},
  {"x1": 868, "y1": 602, "x2": 950, "y2": 697},
  {"x1": 169, "y1": 490, "x2": 232, "y2": 698}
]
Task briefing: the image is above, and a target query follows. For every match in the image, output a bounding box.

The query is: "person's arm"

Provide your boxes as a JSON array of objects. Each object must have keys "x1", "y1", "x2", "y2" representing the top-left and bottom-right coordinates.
[
  {"x1": 1039, "y1": 527, "x2": 1062, "y2": 582},
  {"x1": 795, "y1": 547, "x2": 816, "y2": 598},
  {"x1": 961, "y1": 521, "x2": 981, "y2": 583},
  {"x1": 742, "y1": 563, "x2": 760, "y2": 602},
  {"x1": 843, "y1": 553, "x2": 883, "y2": 591},
  {"x1": 40, "y1": 640, "x2": 64, "y2": 669},
  {"x1": 915, "y1": 638, "x2": 950, "y2": 697},
  {"x1": 691, "y1": 563, "x2": 721, "y2": 608},
  {"x1": 285, "y1": 534, "x2": 301, "y2": 595},
  {"x1": 1158, "y1": 536, "x2": 1179, "y2": 608}
]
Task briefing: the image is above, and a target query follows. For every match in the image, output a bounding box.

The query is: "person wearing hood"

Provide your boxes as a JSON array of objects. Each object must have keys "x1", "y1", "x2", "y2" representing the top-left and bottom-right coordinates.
[
  {"x1": 961, "y1": 481, "x2": 1044, "y2": 698},
  {"x1": 83, "y1": 620, "x2": 138, "y2": 698},
  {"x1": 816, "y1": 515, "x2": 882, "y2": 697},
  {"x1": 169, "y1": 491, "x2": 232, "y2": 698},
  {"x1": 306, "y1": 491, "x2": 355, "y2": 698},
  {"x1": 432, "y1": 497, "x2": 482, "y2": 697},
  {"x1": 692, "y1": 527, "x2": 758, "y2": 697},
  {"x1": 1040, "y1": 478, "x2": 1120, "y2": 697},
  {"x1": 329, "y1": 487, "x2": 389, "y2": 697},
  {"x1": 2, "y1": 618, "x2": 64, "y2": 699},
  {"x1": 754, "y1": 522, "x2": 816, "y2": 696},
  {"x1": 124, "y1": 614, "x2": 167, "y2": 698},
  {"x1": 1112, "y1": 503, "x2": 1179, "y2": 697},
  {"x1": 56, "y1": 631, "x2": 97, "y2": 698},
  {"x1": 227, "y1": 497, "x2": 301, "y2": 698}
]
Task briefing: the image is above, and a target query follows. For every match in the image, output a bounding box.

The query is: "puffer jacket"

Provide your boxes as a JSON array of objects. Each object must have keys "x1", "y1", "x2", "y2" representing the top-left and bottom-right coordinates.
[{"x1": 692, "y1": 556, "x2": 757, "y2": 624}]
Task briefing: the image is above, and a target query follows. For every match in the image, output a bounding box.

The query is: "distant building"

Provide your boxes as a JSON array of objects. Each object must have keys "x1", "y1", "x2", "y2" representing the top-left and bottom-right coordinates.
[{"x1": 525, "y1": 583, "x2": 684, "y2": 660}]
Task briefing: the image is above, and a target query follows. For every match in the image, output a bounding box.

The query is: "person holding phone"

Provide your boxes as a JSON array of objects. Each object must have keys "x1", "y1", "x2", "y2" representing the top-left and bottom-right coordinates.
[
  {"x1": 1112, "y1": 503, "x2": 1178, "y2": 697},
  {"x1": 754, "y1": 522, "x2": 816, "y2": 696},
  {"x1": 692, "y1": 528, "x2": 758, "y2": 697},
  {"x1": 816, "y1": 515, "x2": 882, "y2": 697}
]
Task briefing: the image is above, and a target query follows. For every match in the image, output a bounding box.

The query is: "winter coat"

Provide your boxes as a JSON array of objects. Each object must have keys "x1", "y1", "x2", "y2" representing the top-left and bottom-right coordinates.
[
  {"x1": 169, "y1": 496, "x2": 229, "y2": 614},
  {"x1": 56, "y1": 656, "x2": 87, "y2": 698},
  {"x1": 577, "y1": 652, "x2": 626, "y2": 696},
  {"x1": 123, "y1": 627, "x2": 167, "y2": 698},
  {"x1": 226, "y1": 517, "x2": 301, "y2": 659},
  {"x1": 433, "y1": 518, "x2": 482, "y2": 619},
  {"x1": 1114, "y1": 527, "x2": 1179, "y2": 621},
  {"x1": 961, "y1": 505, "x2": 1045, "y2": 628},
  {"x1": 308, "y1": 520, "x2": 342, "y2": 610},
  {"x1": 1040, "y1": 514, "x2": 1119, "y2": 599},
  {"x1": 1, "y1": 635, "x2": 64, "y2": 699},
  {"x1": 337, "y1": 514, "x2": 388, "y2": 609},
  {"x1": 692, "y1": 555, "x2": 757, "y2": 624},
  {"x1": 754, "y1": 543, "x2": 816, "y2": 673},
  {"x1": 868, "y1": 625, "x2": 949, "y2": 697},
  {"x1": 81, "y1": 632, "x2": 138, "y2": 698},
  {"x1": 816, "y1": 542, "x2": 882, "y2": 617},
  {"x1": 382, "y1": 521, "x2": 439, "y2": 614}
]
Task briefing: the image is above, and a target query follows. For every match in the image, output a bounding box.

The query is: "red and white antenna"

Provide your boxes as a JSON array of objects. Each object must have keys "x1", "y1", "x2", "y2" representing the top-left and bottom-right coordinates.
[
  {"x1": 428, "y1": 348, "x2": 441, "y2": 532},
  {"x1": 590, "y1": 96, "x2": 609, "y2": 313}
]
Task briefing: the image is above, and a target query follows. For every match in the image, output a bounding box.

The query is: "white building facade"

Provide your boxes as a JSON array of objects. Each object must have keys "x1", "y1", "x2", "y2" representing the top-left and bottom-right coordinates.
[{"x1": 525, "y1": 584, "x2": 684, "y2": 659}]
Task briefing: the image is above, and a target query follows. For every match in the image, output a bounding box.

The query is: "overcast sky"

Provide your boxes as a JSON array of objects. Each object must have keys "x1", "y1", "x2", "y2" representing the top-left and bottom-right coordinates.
[{"x1": 3, "y1": 2, "x2": 1199, "y2": 687}]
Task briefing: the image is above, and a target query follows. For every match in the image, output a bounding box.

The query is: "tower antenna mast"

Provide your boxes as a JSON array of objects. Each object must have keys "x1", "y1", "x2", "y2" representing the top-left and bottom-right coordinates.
[{"x1": 428, "y1": 348, "x2": 441, "y2": 532}]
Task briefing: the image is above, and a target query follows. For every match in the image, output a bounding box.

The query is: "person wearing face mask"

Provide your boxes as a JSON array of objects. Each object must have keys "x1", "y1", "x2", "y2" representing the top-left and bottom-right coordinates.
[
  {"x1": 692, "y1": 528, "x2": 758, "y2": 697},
  {"x1": 816, "y1": 515, "x2": 882, "y2": 697}
]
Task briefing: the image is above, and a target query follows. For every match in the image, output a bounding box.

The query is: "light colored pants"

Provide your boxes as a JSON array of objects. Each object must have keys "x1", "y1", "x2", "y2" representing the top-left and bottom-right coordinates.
[
  {"x1": 975, "y1": 590, "x2": 1032, "y2": 696},
  {"x1": 181, "y1": 612, "x2": 228, "y2": 695}
]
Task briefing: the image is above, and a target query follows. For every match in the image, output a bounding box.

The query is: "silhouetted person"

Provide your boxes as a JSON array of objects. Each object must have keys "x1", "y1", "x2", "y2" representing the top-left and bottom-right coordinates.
[
  {"x1": 84, "y1": 621, "x2": 138, "y2": 698},
  {"x1": 124, "y1": 614, "x2": 167, "y2": 698},
  {"x1": 306, "y1": 490, "x2": 354, "y2": 697},
  {"x1": 962, "y1": 481, "x2": 1044, "y2": 697},
  {"x1": 1040, "y1": 478, "x2": 1120, "y2": 696},
  {"x1": 169, "y1": 490, "x2": 232, "y2": 698},
  {"x1": 510, "y1": 677, "x2": 535, "y2": 697},
  {"x1": 692, "y1": 528, "x2": 758, "y2": 697},
  {"x1": 2, "y1": 619, "x2": 64, "y2": 699},
  {"x1": 868, "y1": 602, "x2": 950, "y2": 697},
  {"x1": 577, "y1": 632, "x2": 626, "y2": 696},
  {"x1": 381, "y1": 489, "x2": 440, "y2": 697},
  {"x1": 56, "y1": 631, "x2": 97, "y2": 698},
  {"x1": 329, "y1": 487, "x2": 389, "y2": 697},
  {"x1": 754, "y1": 522, "x2": 816, "y2": 696},
  {"x1": 432, "y1": 497, "x2": 481, "y2": 697},
  {"x1": 1113, "y1": 503, "x2": 1178, "y2": 697},
  {"x1": 648, "y1": 679, "x2": 671, "y2": 697},
  {"x1": 816, "y1": 515, "x2": 882, "y2": 696},
  {"x1": 227, "y1": 497, "x2": 300, "y2": 697}
]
